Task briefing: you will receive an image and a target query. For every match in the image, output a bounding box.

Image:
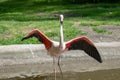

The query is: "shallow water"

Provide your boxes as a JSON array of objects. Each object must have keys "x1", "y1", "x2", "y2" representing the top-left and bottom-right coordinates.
[{"x1": 1, "y1": 68, "x2": 120, "y2": 80}]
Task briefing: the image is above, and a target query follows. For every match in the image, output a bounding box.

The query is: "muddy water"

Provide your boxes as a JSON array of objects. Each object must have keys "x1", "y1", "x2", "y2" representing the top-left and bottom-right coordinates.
[{"x1": 1, "y1": 68, "x2": 120, "y2": 80}]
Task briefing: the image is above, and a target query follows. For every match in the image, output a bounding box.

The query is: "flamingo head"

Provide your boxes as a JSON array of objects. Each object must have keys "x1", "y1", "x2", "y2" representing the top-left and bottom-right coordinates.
[{"x1": 60, "y1": 14, "x2": 64, "y2": 24}]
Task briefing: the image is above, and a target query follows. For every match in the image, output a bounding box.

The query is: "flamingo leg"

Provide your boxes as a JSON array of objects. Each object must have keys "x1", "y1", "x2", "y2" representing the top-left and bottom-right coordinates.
[
  {"x1": 53, "y1": 57, "x2": 56, "y2": 80},
  {"x1": 58, "y1": 56, "x2": 63, "y2": 78}
]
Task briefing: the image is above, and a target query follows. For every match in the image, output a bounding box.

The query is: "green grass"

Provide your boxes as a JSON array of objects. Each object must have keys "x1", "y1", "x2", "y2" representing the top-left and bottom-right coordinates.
[
  {"x1": 0, "y1": 0, "x2": 120, "y2": 45},
  {"x1": 92, "y1": 26, "x2": 107, "y2": 34}
]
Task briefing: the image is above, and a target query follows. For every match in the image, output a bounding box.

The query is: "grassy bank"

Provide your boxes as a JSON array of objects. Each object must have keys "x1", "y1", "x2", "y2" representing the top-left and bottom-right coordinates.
[{"x1": 0, "y1": 0, "x2": 120, "y2": 45}]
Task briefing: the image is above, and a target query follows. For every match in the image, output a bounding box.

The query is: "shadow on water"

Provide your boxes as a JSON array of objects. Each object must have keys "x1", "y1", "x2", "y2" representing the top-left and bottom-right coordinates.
[{"x1": 1, "y1": 68, "x2": 120, "y2": 80}]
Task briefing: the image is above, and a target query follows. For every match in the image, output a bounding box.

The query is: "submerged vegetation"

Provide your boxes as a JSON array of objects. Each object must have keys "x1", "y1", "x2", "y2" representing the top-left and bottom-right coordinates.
[{"x1": 0, "y1": 0, "x2": 120, "y2": 45}]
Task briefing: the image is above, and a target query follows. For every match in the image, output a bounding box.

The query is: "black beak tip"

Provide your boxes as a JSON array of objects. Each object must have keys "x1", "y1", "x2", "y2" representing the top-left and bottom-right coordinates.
[{"x1": 60, "y1": 21, "x2": 63, "y2": 24}]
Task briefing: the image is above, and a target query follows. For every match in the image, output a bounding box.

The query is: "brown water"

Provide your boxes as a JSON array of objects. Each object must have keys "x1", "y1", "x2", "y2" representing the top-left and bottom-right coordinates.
[{"x1": 1, "y1": 68, "x2": 120, "y2": 80}]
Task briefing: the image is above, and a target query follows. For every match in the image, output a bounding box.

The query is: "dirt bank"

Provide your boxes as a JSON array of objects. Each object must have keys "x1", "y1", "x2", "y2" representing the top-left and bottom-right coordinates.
[{"x1": 79, "y1": 25, "x2": 120, "y2": 42}]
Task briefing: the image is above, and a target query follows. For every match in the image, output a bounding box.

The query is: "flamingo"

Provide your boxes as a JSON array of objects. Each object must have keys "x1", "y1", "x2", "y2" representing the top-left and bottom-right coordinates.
[{"x1": 21, "y1": 14, "x2": 102, "y2": 80}]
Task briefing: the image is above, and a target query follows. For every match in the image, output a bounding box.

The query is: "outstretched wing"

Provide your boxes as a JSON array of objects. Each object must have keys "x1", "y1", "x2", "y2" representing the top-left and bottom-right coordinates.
[
  {"x1": 21, "y1": 29, "x2": 52, "y2": 49},
  {"x1": 65, "y1": 36, "x2": 102, "y2": 63},
  {"x1": 21, "y1": 29, "x2": 43, "y2": 42}
]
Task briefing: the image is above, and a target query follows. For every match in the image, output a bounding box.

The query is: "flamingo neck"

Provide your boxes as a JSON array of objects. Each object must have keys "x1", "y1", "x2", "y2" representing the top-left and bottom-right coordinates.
[{"x1": 59, "y1": 22, "x2": 64, "y2": 49}]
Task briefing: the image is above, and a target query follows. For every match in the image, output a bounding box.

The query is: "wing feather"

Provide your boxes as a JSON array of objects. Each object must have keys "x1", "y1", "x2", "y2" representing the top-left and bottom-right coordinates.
[
  {"x1": 21, "y1": 29, "x2": 52, "y2": 49},
  {"x1": 21, "y1": 29, "x2": 43, "y2": 43},
  {"x1": 66, "y1": 36, "x2": 102, "y2": 63}
]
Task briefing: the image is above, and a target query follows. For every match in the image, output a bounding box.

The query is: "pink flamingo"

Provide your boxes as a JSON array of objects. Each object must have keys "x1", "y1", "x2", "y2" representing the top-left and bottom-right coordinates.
[{"x1": 21, "y1": 14, "x2": 102, "y2": 80}]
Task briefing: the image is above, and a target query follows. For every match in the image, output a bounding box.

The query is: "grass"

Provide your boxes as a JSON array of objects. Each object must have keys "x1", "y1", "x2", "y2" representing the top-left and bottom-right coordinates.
[{"x1": 0, "y1": 0, "x2": 120, "y2": 45}]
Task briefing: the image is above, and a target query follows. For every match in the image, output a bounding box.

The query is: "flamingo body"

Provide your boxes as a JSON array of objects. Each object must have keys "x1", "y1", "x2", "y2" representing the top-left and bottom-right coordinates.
[
  {"x1": 48, "y1": 41, "x2": 63, "y2": 57},
  {"x1": 21, "y1": 15, "x2": 102, "y2": 80},
  {"x1": 21, "y1": 29, "x2": 102, "y2": 63}
]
